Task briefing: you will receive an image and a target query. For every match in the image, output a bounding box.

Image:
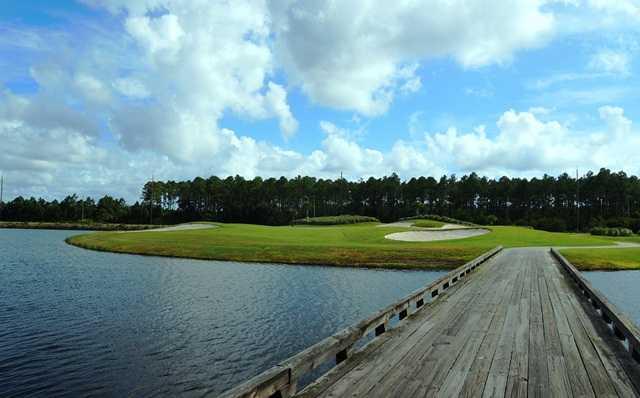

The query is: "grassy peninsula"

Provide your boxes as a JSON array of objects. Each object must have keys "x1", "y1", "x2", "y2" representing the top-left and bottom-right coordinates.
[{"x1": 66, "y1": 223, "x2": 621, "y2": 270}]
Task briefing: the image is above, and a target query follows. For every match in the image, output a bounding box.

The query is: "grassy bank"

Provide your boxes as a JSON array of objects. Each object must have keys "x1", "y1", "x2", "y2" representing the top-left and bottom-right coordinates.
[
  {"x1": 67, "y1": 224, "x2": 616, "y2": 270},
  {"x1": 561, "y1": 248, "x2": 640, "y2": 270},
  {"x1": 0, "y1": 221, "x2": 162, "y2": 231}
]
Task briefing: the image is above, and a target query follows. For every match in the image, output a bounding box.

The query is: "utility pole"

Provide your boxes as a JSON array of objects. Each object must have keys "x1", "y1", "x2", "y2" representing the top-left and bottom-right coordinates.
[
  {"x1": 0, "y1": 175, "x2": 4, "y2": 219},
  {"x1": 576, "y1": 168, "x2": 580, "y2": 232},
  {"x1": 149, "y1": 174, "x2": 154, "y2": 225}
]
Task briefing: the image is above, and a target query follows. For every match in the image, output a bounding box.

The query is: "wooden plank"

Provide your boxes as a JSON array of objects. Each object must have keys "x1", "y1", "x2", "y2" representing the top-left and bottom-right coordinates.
[
  {"x1": 458, "y1": 252, "x2": 520, "y2": 398},
  {"x1": 420, "y1": 268, "x2": 511, "y2": 396},
  {"x1": 505, "y1": 259, "x2": 531, "y2": 397},
  {"x1": 285, "y1": 248, "x2": 640, "y2": 398},
  {"x1": 541, "y1": 255, "x2": 596, "y2": 398},
  {"x1": 527, "y1": 263, "x2": 549, "y2": 398},
  {"x1": 564, "y1": 277, "x2": 640, "y2": 396},
  {"x1": 436, "y1": 268, "x2": 514, "y2": 397},
  {"x1": 537, "y1": 267, "x2": 573, "y2": 397},
  {"x1": 314, "y1": 260, "x2": 491, "y2": 397},
  {"x1": 377, "y1": 288, "x2": 489, "y2": 396},
  {"x1": 555, "y1": 257, "x2": 640, "y2": 397},
  {"x1": 549, "y1": 267, "x2": 618, "y2": 397},
  {"x1": 375, "y1": 258, "x2": 508, "y2": 397}
]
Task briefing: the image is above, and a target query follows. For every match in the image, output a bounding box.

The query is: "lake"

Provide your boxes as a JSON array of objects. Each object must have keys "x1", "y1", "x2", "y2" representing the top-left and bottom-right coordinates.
[
  {"x1": 0, "y1": 229, "x2": 446, "y2": 396},
  {"x1": 584, "y1": 270, "x2": 640, "y2": 325}
]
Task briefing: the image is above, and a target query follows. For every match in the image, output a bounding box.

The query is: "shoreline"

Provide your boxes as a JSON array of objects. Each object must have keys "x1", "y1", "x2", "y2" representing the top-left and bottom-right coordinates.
[
  {"x1": 64, "y1": 236, "x2": 462, "y2": 271},
  {"x1": 56, "y1": 223, "x2": 640, "y2": 272},
  {"x1": 0, "y1": 221, "x2": 163, "y2": 231},
  {"x1": 66, "y1": 237, "x2": 640, "y2": 272}
]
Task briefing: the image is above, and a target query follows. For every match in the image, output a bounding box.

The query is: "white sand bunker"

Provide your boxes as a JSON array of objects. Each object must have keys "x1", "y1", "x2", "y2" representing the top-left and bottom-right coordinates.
[
  {"x1": 385, "y1": 228, "x2": 489, "y2": 242},
  {"x1": 127, "y1": 223, "x2": 218, "y2": 233}
]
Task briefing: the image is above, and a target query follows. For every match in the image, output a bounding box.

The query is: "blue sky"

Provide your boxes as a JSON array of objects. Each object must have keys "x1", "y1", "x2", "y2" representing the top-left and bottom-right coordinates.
[{"x1": 1, "y1": 0, "x2": 640, "y2": 201}]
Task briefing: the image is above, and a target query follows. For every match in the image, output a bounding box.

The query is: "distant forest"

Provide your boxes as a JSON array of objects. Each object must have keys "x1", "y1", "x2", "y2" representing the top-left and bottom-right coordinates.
[{"x1": 2, "y1": 168, "x2": 640, "y2": 232}]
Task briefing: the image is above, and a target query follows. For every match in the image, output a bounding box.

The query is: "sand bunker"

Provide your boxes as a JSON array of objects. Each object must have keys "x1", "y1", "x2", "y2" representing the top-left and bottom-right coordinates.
[
  {"x1": 127, "y1": 223, "x2": 217, "y2": 233},
  {"x1": 385, "y1": 228, "x2": 489, "y2": 242}
]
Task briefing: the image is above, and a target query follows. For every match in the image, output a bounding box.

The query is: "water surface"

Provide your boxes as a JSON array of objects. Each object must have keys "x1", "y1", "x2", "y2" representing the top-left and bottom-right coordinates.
[
  {"x1": 0, "y1": 229, "x2": 444, "y2": 396},
  {"x1": 584, "y1": 270, "x2": 640, "y2": 325}
]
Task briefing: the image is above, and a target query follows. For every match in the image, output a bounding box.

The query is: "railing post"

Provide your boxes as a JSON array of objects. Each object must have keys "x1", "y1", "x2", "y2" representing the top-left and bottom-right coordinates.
[
  {"x1": 375, "y1": 322, "x2": 387, "y2": 336},
  {"x1": 336, "y1": 344, "x2": 353, "y2": 364},
  {"x1": 614, "y1": 324, "x2": 626, "y2": 341},
  {"x1": 631, "y1": 342, "x2": 640, "y2": 363}
]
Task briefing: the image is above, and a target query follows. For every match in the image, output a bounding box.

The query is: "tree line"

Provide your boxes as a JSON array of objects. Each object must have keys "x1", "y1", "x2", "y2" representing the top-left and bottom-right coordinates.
[{"x1": 1, "y1": 168, "x2": 640, "y2": 232}]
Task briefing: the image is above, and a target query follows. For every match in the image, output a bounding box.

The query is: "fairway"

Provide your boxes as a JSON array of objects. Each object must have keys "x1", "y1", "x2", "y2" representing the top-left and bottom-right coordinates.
[{"x1": 67, "y1": 223, "x2": 621, "y2": 270}]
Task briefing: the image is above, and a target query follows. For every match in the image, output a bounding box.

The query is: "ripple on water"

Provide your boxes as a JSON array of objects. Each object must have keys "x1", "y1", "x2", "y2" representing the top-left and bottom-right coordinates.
[{"x1": 0, "y1": 228, "x2": 446, "y2": 396}]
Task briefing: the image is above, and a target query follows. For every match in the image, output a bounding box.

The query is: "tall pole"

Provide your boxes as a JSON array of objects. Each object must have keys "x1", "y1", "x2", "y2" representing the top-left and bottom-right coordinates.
[
  {"x1": 150, "y1": 174, "x2": 154, "y2": 225},
  {"x1": 576, "y1": 168, "x2": 580, "y2": 232},
  {"x1": 0, "y1": 175, "x2": 4, "y2": 218}
]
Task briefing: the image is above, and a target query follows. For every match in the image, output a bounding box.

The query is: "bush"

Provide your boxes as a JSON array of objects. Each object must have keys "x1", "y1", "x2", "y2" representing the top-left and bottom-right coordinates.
[
  {"x1": 532, "y1": 217, "x2": 567, "y2": 232},
  {"x1": 400, "y1": 214, "x2": 478, "y2": 227},
  {"x1": 474, "y1": 214, "x2": 498, "y2": 226},
  {"x1": 291, "y1": 215, "x2": 379, "y2": 225},
  {"x1": 590, "y1": 227, "x2": 633, "y2": 237}
]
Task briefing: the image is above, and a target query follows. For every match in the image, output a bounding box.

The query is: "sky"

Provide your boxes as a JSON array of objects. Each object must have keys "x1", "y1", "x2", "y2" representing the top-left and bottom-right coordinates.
[{"x1": 1, "y1": 0, "x2": 640, "y2": 202}]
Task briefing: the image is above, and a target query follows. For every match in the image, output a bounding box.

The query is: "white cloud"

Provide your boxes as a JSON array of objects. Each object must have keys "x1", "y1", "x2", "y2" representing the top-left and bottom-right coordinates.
[
  {"x1": 4, "y1": 1, "x2": 640, "y2": 201},
  {"x1": 587, "y1": 0, "x2": 640, "y2": 20},
  {"x1": 112, "y1": 78, "x2": 150, "y2": 98},
  {"x1": 588, "y1": 49, "x2": 632, "y2": 75},
  {"x1": 264, "y1": 82, "x2": 298, "y2": 139},
  {"x1": 270, "y1": 0, "x2": 554, "y2": 115},
  {"x1": 125, "y1": 14, "x2": 185, "y2": 58},
  {"x1": 74, "y1": 74, "x2": 111, "y2": 103},
  {"x1": 424, "y1": 106, "x2": 640, "y2": 175}
]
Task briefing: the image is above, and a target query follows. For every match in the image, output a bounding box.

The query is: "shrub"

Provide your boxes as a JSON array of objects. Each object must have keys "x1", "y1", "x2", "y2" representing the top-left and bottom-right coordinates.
[
  {"x1": 590, "y1": 227, "x2": 633, "y2": 237},
  {"x1": 532, "y1": 217, "x2": 567, "y2": 232},
  {"x1": 291, "y1": 215, "x2": 379, "y2": 225},
  {"x1": 400, "y1": 214, "x2": 478, "y2": 227}
]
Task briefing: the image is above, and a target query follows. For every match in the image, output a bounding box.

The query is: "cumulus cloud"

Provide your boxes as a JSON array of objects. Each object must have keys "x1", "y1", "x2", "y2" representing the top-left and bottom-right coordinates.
[
  {"x1": 3, "y1": 1, "x2": 640, "y2": 201},
  {"x1": 270, "y1": 0, "x2": 554, "y2": 115},
  {"x1": 423, "y1": 106, "x2": 640, "y2": 175}
]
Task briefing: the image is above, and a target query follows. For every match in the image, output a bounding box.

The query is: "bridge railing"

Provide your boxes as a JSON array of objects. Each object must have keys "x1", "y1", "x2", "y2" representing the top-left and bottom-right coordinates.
[
  {"x1": 551, "y1": 248, "x2": 640, "y2": 364},
  {"x1": 220, "y1": 246, "x2": 504, "y2": 398}
]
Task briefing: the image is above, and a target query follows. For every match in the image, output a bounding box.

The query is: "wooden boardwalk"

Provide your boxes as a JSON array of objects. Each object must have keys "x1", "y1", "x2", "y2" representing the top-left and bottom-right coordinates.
[{"x1": 222, "y1": 248, "x2": 640, "y2": 398}]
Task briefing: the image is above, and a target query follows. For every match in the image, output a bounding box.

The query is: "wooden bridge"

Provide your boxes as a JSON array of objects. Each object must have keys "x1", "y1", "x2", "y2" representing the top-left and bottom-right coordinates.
[{"x1": 221, "y1": 247, "x2": 640, "y2": 397}]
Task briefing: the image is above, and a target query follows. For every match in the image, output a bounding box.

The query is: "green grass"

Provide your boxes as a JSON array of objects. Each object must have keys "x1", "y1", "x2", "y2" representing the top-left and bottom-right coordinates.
[
  {"x1": 291, "y1": 215, "x2": 379, "y2": 225},
  {"x1": 411, "y1": 219, "x2": 445, "y2": 228},
  {"x1": 67, "y1": 224, "x2": 617, "y2": 270},
  {"x1": 560, "y1": 248, "x2": 640, "y2": 270}
]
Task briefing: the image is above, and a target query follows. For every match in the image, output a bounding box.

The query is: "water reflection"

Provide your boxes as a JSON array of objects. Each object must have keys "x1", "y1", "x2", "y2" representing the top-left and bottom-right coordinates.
[{"x1": 0, "y1": 229, "x2": 444, "y2": 396}]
